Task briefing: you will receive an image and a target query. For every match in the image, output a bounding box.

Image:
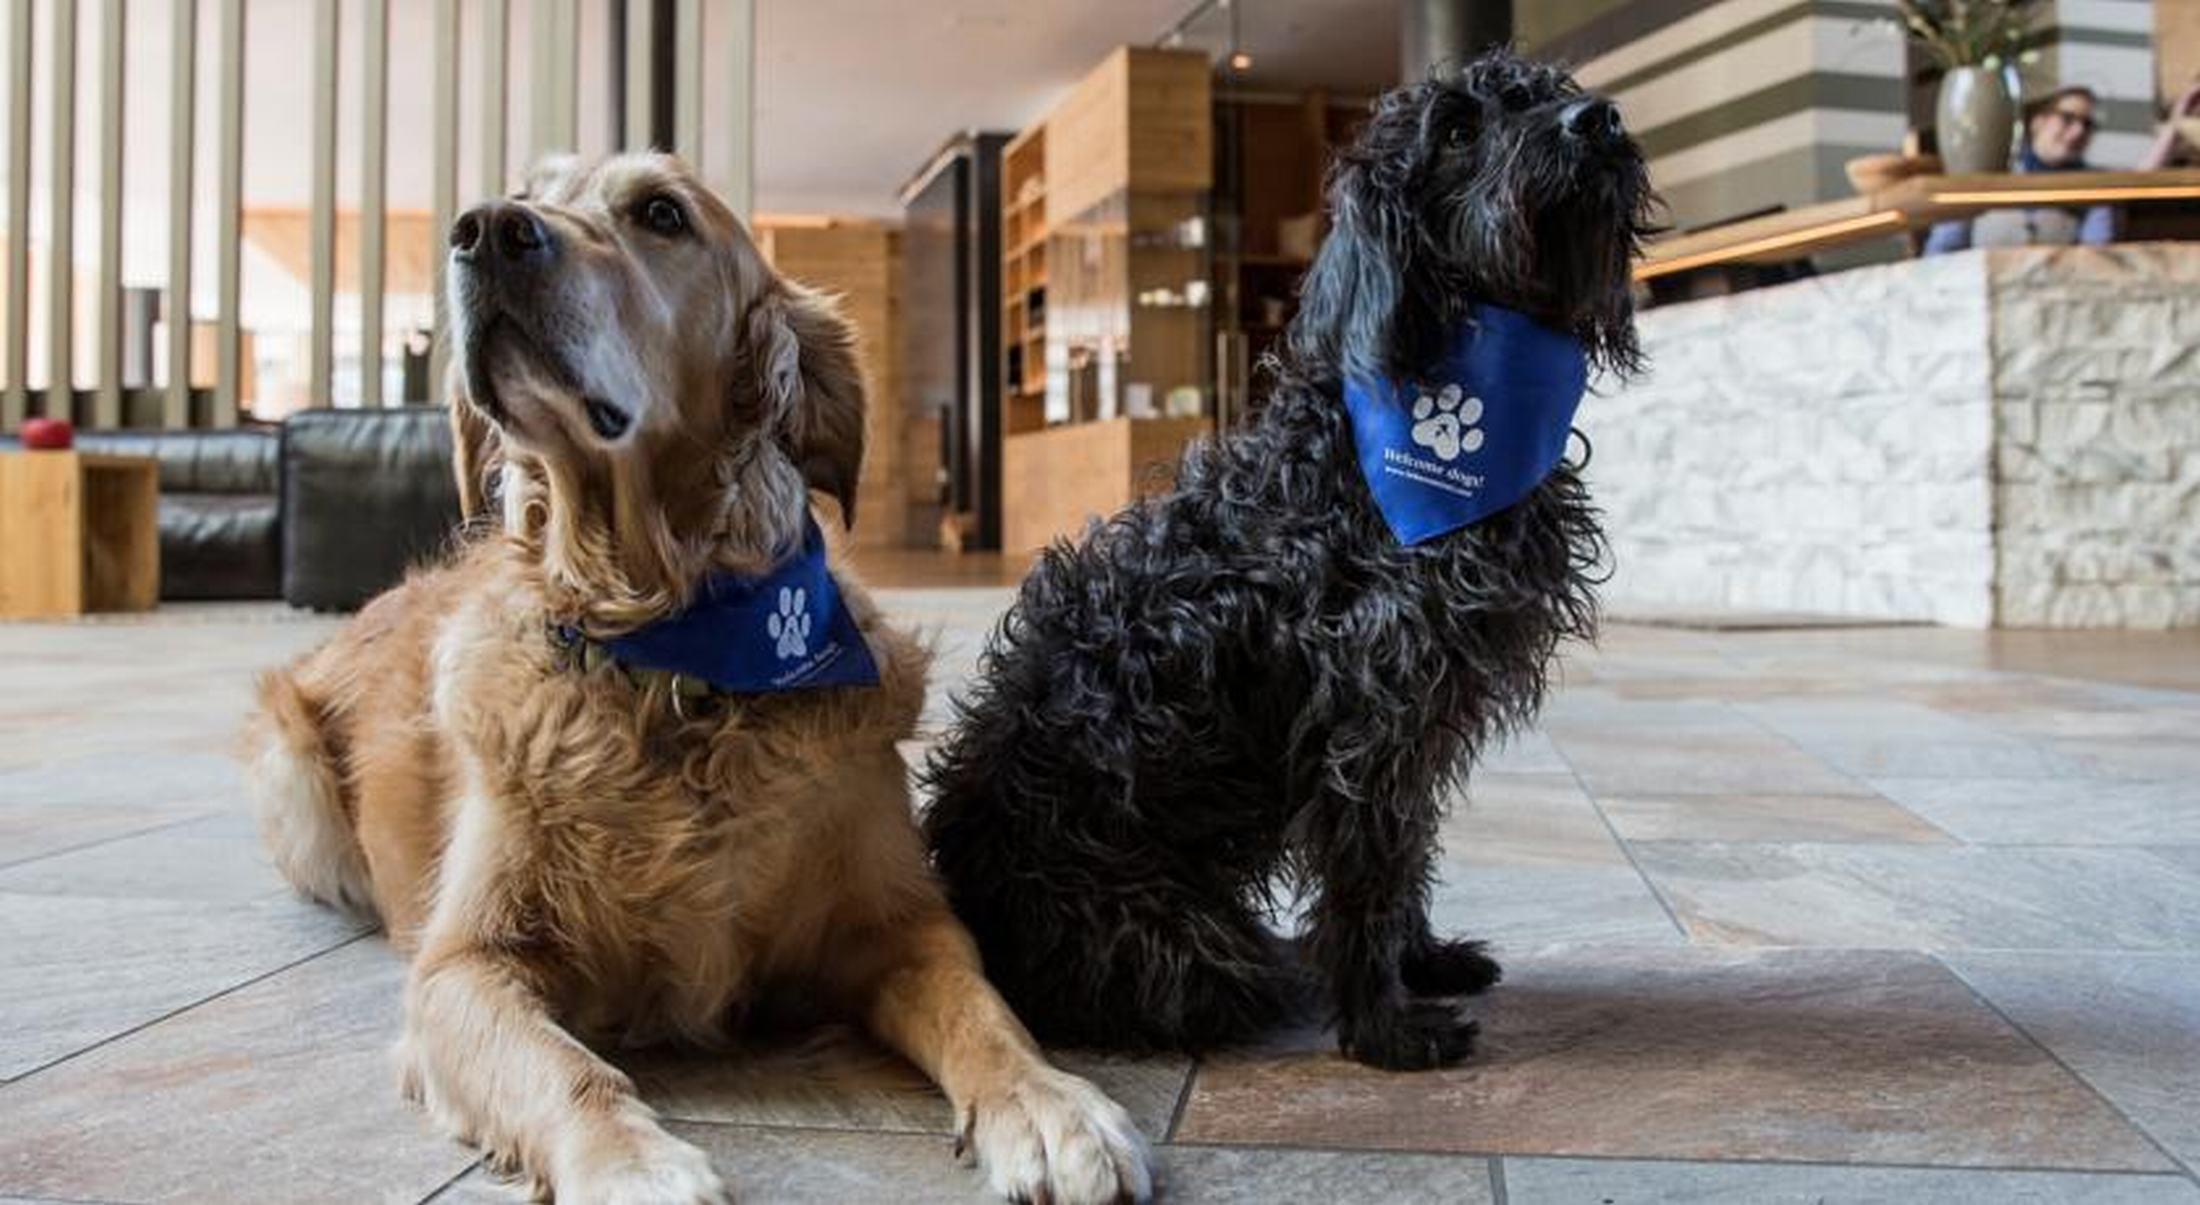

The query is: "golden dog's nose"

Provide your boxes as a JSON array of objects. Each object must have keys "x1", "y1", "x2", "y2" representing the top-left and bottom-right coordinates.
[{"x1": 450, "y1": 202, "x2": 554, "y2": 266}]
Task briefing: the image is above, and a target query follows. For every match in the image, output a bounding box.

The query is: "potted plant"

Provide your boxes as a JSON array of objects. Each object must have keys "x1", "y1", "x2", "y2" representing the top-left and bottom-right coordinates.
[{"x1": 1895, "y1": 0, "x2": 2041, "y2": 173}]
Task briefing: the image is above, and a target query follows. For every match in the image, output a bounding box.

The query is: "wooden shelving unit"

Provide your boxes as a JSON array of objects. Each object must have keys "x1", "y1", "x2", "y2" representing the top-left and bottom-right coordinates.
[
  {"x1": 1000, "y1": 126, "x2": 1049, "y2": 437},
  {"x1": 993, "y1": 47, "x2": 1215, "y2": 553}
]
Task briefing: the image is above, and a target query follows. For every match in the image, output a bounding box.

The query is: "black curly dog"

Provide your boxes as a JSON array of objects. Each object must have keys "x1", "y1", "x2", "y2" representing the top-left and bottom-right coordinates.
[{"x1": 922, "y1": 51, "x2": 1656, "y2": 1070}]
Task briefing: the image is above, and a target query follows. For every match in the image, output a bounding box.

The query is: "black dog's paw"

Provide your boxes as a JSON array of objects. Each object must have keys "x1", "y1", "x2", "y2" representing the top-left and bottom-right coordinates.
[
  {"x1": 1338, "y1": 1000, "x2": 1479, "y2": 1070},
  {"x1": 1401, "y1": 938, "x2": 1503, "y2": 998}
]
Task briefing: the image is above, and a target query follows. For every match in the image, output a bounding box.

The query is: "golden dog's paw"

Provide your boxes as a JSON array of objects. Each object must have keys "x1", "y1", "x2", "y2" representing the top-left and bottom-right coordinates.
[
  {"x1": 562, "y1": 1117, "x2": 731, "y2": 1205},
  {"x1": 961, "y1": 1069, "x2": 1154, "y2": 1205}
]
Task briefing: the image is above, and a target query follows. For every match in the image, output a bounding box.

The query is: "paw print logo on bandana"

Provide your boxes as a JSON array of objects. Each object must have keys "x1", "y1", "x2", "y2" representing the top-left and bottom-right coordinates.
[
  {"x1": 767, "y1": 586, "x2": 811, "y2": 660},
  {"x1": 1409, "y1": 384, "x2": 1485, "y2": 462}
]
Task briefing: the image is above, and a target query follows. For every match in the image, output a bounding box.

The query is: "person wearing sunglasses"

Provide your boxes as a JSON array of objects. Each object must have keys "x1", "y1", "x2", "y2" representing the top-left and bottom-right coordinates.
[{"x1": 1923, "y1": 83, "x2": 2197, "y2": 254}]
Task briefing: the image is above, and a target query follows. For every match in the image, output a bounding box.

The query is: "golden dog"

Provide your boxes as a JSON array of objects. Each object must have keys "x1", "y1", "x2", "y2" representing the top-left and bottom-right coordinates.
[{"x1": 243, "y1": 154, "x2": 1151, "y2": 1204}]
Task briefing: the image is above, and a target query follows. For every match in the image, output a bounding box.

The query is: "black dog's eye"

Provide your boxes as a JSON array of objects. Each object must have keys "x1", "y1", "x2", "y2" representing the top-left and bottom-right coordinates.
[{"x1": 637, "y1": 194, "x2": 688, "y2": 236}]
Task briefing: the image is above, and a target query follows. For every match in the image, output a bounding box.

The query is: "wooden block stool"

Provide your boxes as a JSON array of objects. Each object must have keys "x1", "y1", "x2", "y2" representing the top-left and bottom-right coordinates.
[{"x1": 0, "y1": 451, "x2": 160, "y2": 619}]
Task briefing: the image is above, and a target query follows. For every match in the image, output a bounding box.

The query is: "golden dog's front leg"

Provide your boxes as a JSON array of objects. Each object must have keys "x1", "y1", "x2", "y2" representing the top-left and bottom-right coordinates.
[
  {"x1": 401, "y1": 943, "x2": 730, "y2": 1204},
  {"x1": 863, "y1": 912, "x2": 1155, "y2": 1204}
]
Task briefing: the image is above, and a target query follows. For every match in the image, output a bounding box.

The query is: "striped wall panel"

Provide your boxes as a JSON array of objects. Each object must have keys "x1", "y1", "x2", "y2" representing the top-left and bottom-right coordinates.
[
  {"x1": 1533, "y1": 0, "x2": 1907, "y2": 232},
  {"x1": 1528, "y1": 0, "x2": 2163, "y2": 235}
]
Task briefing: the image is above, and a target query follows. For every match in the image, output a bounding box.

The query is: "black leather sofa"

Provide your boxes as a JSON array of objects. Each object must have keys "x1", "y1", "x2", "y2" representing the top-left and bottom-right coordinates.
[
  {"x1": 3, "y1": 407, "x2": 462, "y2": 610},
  {"x1": 281, "y1": 407, "x2": 464, "y2": 612},
  {"x1": 1, "y1": 426, "x2": 285, "y2": 600}
]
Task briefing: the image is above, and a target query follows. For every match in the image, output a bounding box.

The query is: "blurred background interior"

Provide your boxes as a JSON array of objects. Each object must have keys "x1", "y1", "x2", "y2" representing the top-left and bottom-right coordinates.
[{"x1": 0, "y1": 0, "x2": 2195, "y2": 628}]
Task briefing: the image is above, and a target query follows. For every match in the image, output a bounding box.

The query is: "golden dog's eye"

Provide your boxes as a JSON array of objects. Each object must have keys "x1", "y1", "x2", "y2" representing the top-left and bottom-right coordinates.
[{"x1": 638, "y1": 194, "x2": 688, "y2": 237}]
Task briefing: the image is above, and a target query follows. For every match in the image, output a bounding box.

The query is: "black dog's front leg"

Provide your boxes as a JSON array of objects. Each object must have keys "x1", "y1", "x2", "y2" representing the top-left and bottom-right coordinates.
[
  {"x1": 1401, "y1": 922, "x2": 1504, "y2": 998},
  {"x1": 1302, "y1": 777, "x2": 1478, "y2": 1070}
]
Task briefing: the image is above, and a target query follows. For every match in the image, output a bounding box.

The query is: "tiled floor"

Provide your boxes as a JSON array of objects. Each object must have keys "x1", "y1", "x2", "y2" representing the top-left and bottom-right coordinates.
[{"x1": 3, "y1": 597, "x2": 2199, "y2": 1204}]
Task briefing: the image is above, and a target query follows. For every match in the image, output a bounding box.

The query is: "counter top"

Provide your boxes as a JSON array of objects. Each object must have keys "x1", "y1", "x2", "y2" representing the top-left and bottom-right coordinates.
[{"x1": 1635, "y1": 169, "x2": 2200, "y2": 281}]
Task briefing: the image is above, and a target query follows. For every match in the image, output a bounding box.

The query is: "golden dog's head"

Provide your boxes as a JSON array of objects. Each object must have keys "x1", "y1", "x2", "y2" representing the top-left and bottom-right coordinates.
[{"x1": 445, "y1": 153, "x2": 864, "y2": 623}]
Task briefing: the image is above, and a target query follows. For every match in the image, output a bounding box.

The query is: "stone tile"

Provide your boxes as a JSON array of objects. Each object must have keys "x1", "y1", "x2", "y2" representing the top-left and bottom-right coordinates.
[
  {"x1": 1479, "y1": 729, "x2": 1570, "y2": 775},
  {"x1": 0, "y1": 751, "x2": 245, "y2": 811},
  {"x1": 1544, "y1": 713, "x2": 1868, "y2": 797},
  {"x1": 1430, "y1": 862, "x2": 1686, "y2": 950},
  {"x1": 2046, "y1": 737, "x2": 2200, "y2": 782},
  {"x1": 1944, "y1": 951, "x2": 2200, "y2": 1171},
  {"x1": 0, "y1": 942, "x2": 472, "y2": 1205},
  {"x1": 1175, "y1": 948, "x2": 2171, "y2": 1169},
  {"x1": 1872, "y1": 778, "x2": 2200, "y2": 845},
  {"x1": 1156, "y1": 1145, "x2": 1494, "y2": 1203},
  {"x1": 0, "y1": 891, "x2": 364, "y2": 1079},
  {"x1": 437, "y1": 1126, "x2": 984, "y2": 1205},
  {"x1": 439, "y1": 1133, "x2": 1497, "y2": 1205},
  {"x1": 0, "y1": 801, "x2": 203, "y2": 869},
  {"x1": 0, "y1": 814, "x2": 287, "y2": 902},
  {"x1": 1444, "y1": 774, "x2": 1628, "y2": 869},
  {"x1": 632, "y1": 1038, "x2": 1188, "y2": 1142},
  {"x1": 1597, "y1": 792, "x2": 1953, "y2": 844},
  {"x1": 1630, "y1": 843, "x2": 2200, "y2": 951},
  {"x1": 1433, "y1": 773, "x2": 1683, "y2": 948},
  {"x1": 1738, "y1": 698, "x2": 2084, "y2": 779},
  {"x1": 1502, "y1": 1159, "x2": 2200, "y2": 1203}
]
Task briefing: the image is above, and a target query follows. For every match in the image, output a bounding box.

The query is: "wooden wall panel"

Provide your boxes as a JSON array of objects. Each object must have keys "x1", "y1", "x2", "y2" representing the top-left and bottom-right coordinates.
[{"x1": 757, "y1": 220, "x2": 910, "y2": 548}]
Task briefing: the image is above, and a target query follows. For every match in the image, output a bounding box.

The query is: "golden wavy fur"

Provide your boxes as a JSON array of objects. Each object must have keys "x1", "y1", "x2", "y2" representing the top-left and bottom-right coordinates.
[{"x1": 243, "y1": 153, "x2": 1151, "y2": 1205}]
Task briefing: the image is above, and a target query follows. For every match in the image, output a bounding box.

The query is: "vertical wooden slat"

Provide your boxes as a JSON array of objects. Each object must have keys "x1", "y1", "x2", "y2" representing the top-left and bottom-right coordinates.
[
  {"x1": 429, "y1": 0, "x2": 457, "y2": 399},
  {"x1": 557, "y1": 0, "x2": 578, "y2": 151},
  {"x1": 213, "y1": 0, "x2": 243, "y2": 425},
  {"x1": 480, "y1": 0, "x2": 507, "y2": 197},
  {"x1": 623, "y1": 0, "x2": 652, "y2": 150},
  {"x1": 528, "y1": 0, "x2": 553, "y2": 162},
  {"x1": 93, "y1": 0, "x2": 123, "y2": 427},
  {"x1": 5, "y1": 0, "x2": 33, "y2": 428},
  {"x1": 359, "y1": 0, "x2": 386, "y2": 407},
  {"x1": 308, "y1": 0, "x2": 336, "y2": 407},
  {"x1": 47, "y1": 0, "x2": 77, "y2": 418},
  {"x1": 721, "y1": 0, "x2": 753, "y2": 217},
  {"x1": 164, "y1": 0, "x2": 196, "y2": 429},
  {"x1": 674, "y1": 0, "x2": 700, "y2": 164}
]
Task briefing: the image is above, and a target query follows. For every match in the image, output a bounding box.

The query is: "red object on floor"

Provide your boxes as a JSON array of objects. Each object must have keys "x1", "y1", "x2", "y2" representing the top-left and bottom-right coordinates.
[{"x1": 20, "y1": 417, "x2": 73, "y2": 450}]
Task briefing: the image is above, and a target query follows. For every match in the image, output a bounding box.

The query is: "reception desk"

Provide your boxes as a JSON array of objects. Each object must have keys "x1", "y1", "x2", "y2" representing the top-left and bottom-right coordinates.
[{"x1": 1592, "y1": 244, "x2": 2200, "y2": 629}]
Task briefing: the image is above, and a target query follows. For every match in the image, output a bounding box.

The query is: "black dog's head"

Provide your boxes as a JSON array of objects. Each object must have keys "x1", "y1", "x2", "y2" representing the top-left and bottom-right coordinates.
[{"x1": 1289, "y1": 50, "x2": 1657, "y2": 384}]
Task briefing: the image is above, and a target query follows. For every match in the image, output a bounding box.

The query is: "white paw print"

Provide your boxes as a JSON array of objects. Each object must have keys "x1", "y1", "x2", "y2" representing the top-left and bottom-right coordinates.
[
  {"x1": 1409, "y1": 383, "x2": 1486, "y2": 462},
  {"x1": 767, "y1": 586, "x2": 811, "y2": 660}
]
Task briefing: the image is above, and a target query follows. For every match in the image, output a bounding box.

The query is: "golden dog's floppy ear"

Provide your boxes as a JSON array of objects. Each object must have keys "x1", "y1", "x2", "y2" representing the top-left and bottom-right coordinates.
[
  {"x1": 751, "y1": 281, "x2": 867, "y2": 528},
  {"x1": 445, "y1": 376, "x2": 502, "y2": 523}
]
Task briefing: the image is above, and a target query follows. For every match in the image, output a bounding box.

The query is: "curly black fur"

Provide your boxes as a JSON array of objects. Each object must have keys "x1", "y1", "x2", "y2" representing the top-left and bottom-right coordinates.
[{"x1": 921, "y1": 51, "x2": 1658, "y2": 1070}]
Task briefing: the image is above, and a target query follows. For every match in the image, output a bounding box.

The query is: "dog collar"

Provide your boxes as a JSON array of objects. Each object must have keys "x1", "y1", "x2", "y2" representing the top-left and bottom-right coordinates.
[
  {"x1": 1342, "y1": 304, "x2": 1587, "y2": 546},
  {"x1": 552, "y1": 515, "x2": 880, "y2": 702}
]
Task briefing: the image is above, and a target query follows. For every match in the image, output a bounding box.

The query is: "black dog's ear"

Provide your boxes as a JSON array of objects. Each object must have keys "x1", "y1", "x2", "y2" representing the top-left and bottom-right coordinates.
[
  {"x1": 1289, "y1": 163, "x2": 1406, "y2": 385},
  {"x1": 748, "y1": 282, "x2": 867, "y2": 529}
]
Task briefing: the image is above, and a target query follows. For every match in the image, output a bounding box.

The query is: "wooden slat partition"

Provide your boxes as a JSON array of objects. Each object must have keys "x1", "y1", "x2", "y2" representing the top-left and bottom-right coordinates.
[
  {"x1": 674, "y1": 0, "x2": 701, "y2": 163},
  {"x1": 481, "y1": 0, "x2": 508, "y2": 197},
  {"x1": 360, "y1": 0, "x2": 388, "y2": 407},
  {"x1": 430, "y1": 0, "x2": 458, "y2": 397},
  {"x1": 93, "y1": 0, "x2": 124, "y2": 426},
  {"x1": 721, "y1": 0, "x2": 753, "y2": 215},
  {"x1": 624, "y1": 0, "x2": 655, "y2": 150},
  {"x1": 309, "y1": 0, "x2": 338, "y2": 408},
  {"x1": 164, "y1": 0, "x2": 197, "y2": 428},
  {"x1": 47, "y1": 0, "x2": 76, "y2": 417},
  {"x1": 0, "y1": 0, "x2": 755, "y2": 433},
  {"x1": 6, "y1": 0, "x2": 33, "y2": 427},
  {"x1": 214, "y1": 0, "x2": 244, "y2": 424}
]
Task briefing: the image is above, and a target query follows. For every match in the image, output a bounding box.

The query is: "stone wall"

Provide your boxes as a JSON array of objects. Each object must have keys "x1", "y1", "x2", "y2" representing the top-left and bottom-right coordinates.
[
  {"x1": 1589, "y1": 252, "x2": 1999, "y2": 627},
  {"x1": 1590, "y1": 244, "x2": 2200, "y2": 629},
  {"x1": 1990, "y1": 247, "x2": 2200, "y2": 628}
]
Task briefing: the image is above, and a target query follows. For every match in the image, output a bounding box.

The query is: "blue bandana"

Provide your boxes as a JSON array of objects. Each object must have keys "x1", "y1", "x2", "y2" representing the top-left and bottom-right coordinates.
[
  {"x1": 600, "y1": 516, "x2": 880, "y2": 694},
  {"x1": 1342, "y1": 304, "x2": 1588, "y2": 545}
]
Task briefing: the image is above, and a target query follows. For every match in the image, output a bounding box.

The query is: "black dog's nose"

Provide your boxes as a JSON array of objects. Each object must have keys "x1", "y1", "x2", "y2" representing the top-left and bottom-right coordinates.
[
  {"x1": 450, "y1": 202, "x2": 554, "y2": 265},
  {"x1": 1560, "y1": 98, "x2": 1625, "y2": 146}
]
